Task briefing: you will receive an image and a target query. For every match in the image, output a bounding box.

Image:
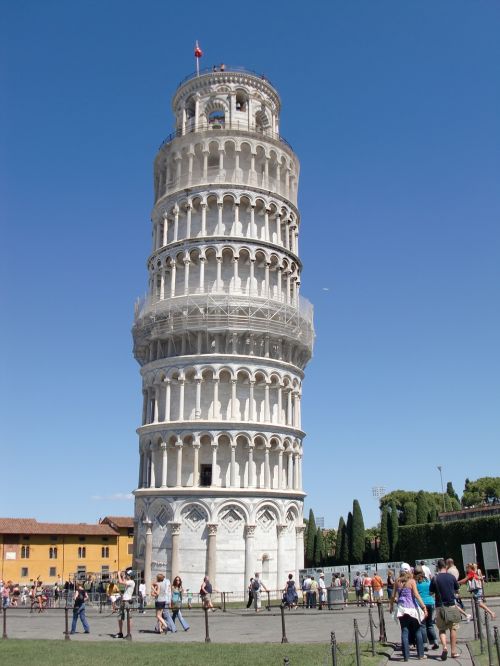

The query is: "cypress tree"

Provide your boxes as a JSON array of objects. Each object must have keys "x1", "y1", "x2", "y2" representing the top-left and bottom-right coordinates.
[
  {"x1": 315, "y1": 527, "x2": 324, "y2": 566},
  {"x1": 305, "y1": 509, "x2": 316, "y2": 565},
  {"x1": 351, "y1": 500, "x2": 365, "y2": 563},
  {"x1": 446, "y1": 482, "x2": 459, "y2": 501},
  {"x1": 416, "y1": 491, "x2": 429, "y2": 524},
  {"x1": 403, "y1": 501, "x2": 417, "y2": 525},
  {"x1": 379, "y1": 505, "x2": 390, "y2": 561},
  {"x1": 389, "y1": 501, "x2": 399, "y2": 559},
  {"x1": 335, "y1": 516, "x2": 345, "y2": 563},
  {"x1": 344, "y1": 512, "x2": 353, "y2": 563}
]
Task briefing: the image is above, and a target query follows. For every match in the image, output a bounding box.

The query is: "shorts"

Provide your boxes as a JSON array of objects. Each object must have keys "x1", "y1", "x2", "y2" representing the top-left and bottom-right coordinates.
[
  {"x1": 155, "y1": 601, "x2": 166, "y2": 610},
  {"x1": 435, "y1": 606, "x2": 460, "y2": 633},
  {"x1": 119, "y1": 600, "x2": 132, "y2": 620},
  {"x1": 472, "y1": 589, "x2": 484, "y2": 601}
]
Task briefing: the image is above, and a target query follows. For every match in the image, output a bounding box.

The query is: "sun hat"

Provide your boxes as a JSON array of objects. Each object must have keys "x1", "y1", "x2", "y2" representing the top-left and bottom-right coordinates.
[{"x1": 400, "y1": 562, "x2": 412, "y2": 573}]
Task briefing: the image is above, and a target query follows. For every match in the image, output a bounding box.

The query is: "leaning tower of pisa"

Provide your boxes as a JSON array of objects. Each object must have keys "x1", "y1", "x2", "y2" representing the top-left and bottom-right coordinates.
[{"x1": 132, "y1": 66, "x2": 314, "y2": 594}]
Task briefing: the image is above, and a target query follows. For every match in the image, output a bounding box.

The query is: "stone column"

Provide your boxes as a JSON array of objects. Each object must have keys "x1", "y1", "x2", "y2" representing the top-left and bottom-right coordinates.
[
  {"x1": 141, "y1": 447, "x2": 148, "y2": 487},
  {"x1": 287, "y1": 389, "x2": 293, "y2": 426},
  {"x1": 192, "y1": 440, "x2": 200, "y2": 487},
  {"x1": 173, "y1": 206, "x2": 179, "y2": 241},
  {"x1": 195, "y1": 378, "x2": 202, "y2": 418},
  {"x1": 149, "y1": 445, "x2": 156, "y2": 488},
  {"x1": 178, "y1": 378, "x2": 185, "y2": 421},
  {"x1": 211, "y1": 443, "x2": 218, "y2": 486},
  {"x1": 206, "y1": 523, "x2": 218, "y2": 585},
  {"x1": 232, "y1": 256, "x2": 238, "y2": 289},
  {"x1": 199, "y1": 257, "x2": 205, "y2": 293},
  {"x1": 175, "y1": 440, "x2": 183, "y2": 487},
  {"x1": 153, "y1": 386, "x2": 159, "y2": 423},
  {"x1": 217, "y1": 203, "x2": 223, "y2": 235},
  {"x1": 202, "y1": 151, "x2": 208, "y2": 179},
  {"x1": 230, "y1": 379, "x2": 237, "y2": 420},
  {"x1": 244, "y1": 525, "x2": 256, "y2": 589},
  {"x1": 264, "y1": 445, "x2": 271, "y2": 489},
  {"x1": 212, "y1": 377, "x2": 219, "y2": 419},
  {"x1": 162, "y1": 213, "x2": 168, "y2": 246},
  {"x1": 293, "y1": 452, "x2": 300, "y2": 489},
  {"x1": 250, "y1": 205, "x2": 256, "y2": 237},
  {"x1": 165, "y1": 380, "x2": 171, "y2": 421},
  {"x1": 184, "y1": 259, "x2": 190, "y2": 295},
  {"x1": 201, "y1": 202, "x2": 207, "y2": 235},
  {"x1": 230, "y1": 443, "x2": 237, "y2": 487},
  {"x1": 287, "y1": 450, "x2": 293, "y2": 489},
  {"x1": 161, "y1": 442, "x2": 168, "y2": 488},
  {"x1": 249, "y1": 380, "x2": 255, "y2": 421},
  {"x1": 295, "y1": 525, "x2": 305, "y2": 580},
  {"x1": 298, "y1": 453, "x2": 303, "y2": 489},
  {"x1": 264, "y1": 208, "x2": 269, "y2": 241},
  {"x1": 141, "y1": 391, "x2": 148, "y2": 425},
  {"x1": 216, "y1": 256, "x2": 222, "y2": 290},
  {"x1": 248, "y1": 444, "x2": 255, "y2": 487},
  {"x1": 277, "y1": 387, "x2": 283, "y2": 424},
  {"x1": 276, "y1": 524, "x2": 288, "y2": 590},
  {"x1": 278, "y1": 446, "x2": 285, "y2": 489},
  {"x1": 170, "y1": 260, "x2": 176, "y2": 297},
  {"x1": 249, "y1": 259, "x2": 255, "y2": 293},
  {"x1": 144, "y1": 520, "x2": 153, "y2": 596},
  {"x1": 264, "y1": 382, "x2": 270, "y2": 422},
  {"x1": 169, "y1": 522, "x2": 181, "y2": 580}
]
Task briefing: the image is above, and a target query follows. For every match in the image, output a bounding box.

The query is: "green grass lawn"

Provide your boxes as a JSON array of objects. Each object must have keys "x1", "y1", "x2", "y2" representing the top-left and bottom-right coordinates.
[
  {"x1": 467, "y1": 639, "x2": 499, "y2": 666},
  {"x1": 0, "y1": 639, "x2": 390, "y2": 666}
]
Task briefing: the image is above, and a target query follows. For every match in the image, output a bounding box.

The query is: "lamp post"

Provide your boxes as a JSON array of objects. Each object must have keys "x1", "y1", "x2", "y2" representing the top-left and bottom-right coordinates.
[{"x1": 437, "y1": 466, "x2": 446, "y2": 513}]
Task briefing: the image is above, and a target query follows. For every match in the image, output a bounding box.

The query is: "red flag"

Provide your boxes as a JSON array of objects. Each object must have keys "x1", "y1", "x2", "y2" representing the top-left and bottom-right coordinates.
[{"x1": 194, "y1": 41, "x2": 203, "y2": 58}]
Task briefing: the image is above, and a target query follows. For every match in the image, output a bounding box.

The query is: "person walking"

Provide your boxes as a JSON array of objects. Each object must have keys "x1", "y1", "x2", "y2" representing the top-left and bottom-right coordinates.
[
  {"x1": 372, "y1": 572, "x2": 384, "y2": 604},
  {"x1": 200, "y1": 576, "x2": 216, "y2": 611},
  {"x1": 138, "y1": 578, "x2": 147, "y2": 614},
  {"x1": 390, "y1": 563, "x2": 428, "y2": 662},
  {"x1": 458, "y1": 563, "x2": 496, "y2": 619},
  {"x1": 151, "y1": 574, "x2": 170, "y2": 634},
  {"x1": 106, "y1": 579, "x2": 120, "y2": 612},
  {"x1": 283, "y1": 573, "x2": 298, "y2": 609},
  {"x1": 310, "y1": 576, "x2": 318, "y2": 608},
  {"x1": 414, "y1": 565, "x2": 439, "y2": 650},
  {"x1": 171, "y1": 576, "x2": 190, "y2": 631},
  {"x1": 429, "y1": 559, "x2": 461, "y2": 660},
  {"x1": 386, "y1": 569, "x2": 395, "y2": 601},
  {"x1": 353, "y1": 571, "x2": 363, "y2": 606},
  {"x1": 252, "y1": 572, "x2": 268, "y2": 613},
  {"x1": 318, "y1": 573, "x2": 326, "y2": 610},
  {"x1": 302, "y1": 574, "x2": 312, "y2": 608},
  {"x1": 70, "y1": 582, "x2": 90, "y2": 634},
  {"x1": 340, "y1": 573, "x2": 349, "y2": 608},
  {"x1": 112, "y1": 569, "x2": 135, "y2": 639},
  {"x1": 246, "y1": 578, "x2": 255, "y2": 609}
]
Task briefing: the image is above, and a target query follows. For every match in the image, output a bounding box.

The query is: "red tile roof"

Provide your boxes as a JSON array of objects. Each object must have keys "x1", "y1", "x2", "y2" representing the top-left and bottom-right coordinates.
[
  {"x1": 0, "y1": 518, "x2": 118, "y2": 536},
  {"x1": 101, "y1": 516, "x2": 134, "y2": 529}
]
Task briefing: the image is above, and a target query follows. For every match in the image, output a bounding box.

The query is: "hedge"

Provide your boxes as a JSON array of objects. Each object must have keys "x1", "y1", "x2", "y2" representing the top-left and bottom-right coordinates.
[{"x1": 398, "y1": 516, "x2": 500, "y2": 570}]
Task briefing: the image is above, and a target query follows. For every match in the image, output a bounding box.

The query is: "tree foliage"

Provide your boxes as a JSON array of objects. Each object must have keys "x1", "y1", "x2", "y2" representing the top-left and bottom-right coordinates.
[
  {"x1": 462, "y1": 477, "x2": 500, "y2": 507},
  {"x1": 446, "y1": 482, "x2": 459, "y2": 502},
  {"x1": 342, "y1": 513, "x2": 352, "y2": 564},
  {"x1": 389, "y1": 501, "x2": 399, "y2": 559},
  {"x1": 379, "y1": 505, "x2": 390, "y2": 561},
  {"x1": 305, "y1": 509, "x2": 316, "y2": 565},
  {"x1": 314, "y1": 527, "x2": 325, "y2": 566},
  {"x1": 335, "y1": 516, "x2": 345, "y2": 563},
  {"x1": 403, "y1": 501, "x2": 417, "y2": 525},
  {"x1": 350, "y1": 500, "x2": 365, "y2": 563},
  {"x1": 416, "y1": 491, "x2": 429, "y2": 524}
]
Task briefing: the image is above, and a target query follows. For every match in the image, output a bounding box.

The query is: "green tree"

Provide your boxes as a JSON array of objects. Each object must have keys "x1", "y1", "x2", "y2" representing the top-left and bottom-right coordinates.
[
  {"x1": 389, "y1": 501, "x2": 399, "y2": 559},
  {"x1": 446, "y1": 482, "x2": 459, "y2": 502},
  {"x1": 403, "y1": 501, "x2": 417, "y2": 525},
  {"x1": 305, "y1": 509, "x2": 316, "y2": 565},
  {"x1": 315, "y1": 527, "x2": 325, "y2": 566},
  {"x1": 351, "y1": 500, "x2": 366, "y2": 563},
  {"x1": 462, "y1": 477, "x2": 500, "y2": 507},
  {"x1": 428, "y1": 504, "x2": 437, "y2": 523},
  {"x1": 335, "y1": 516, "x2": 345, "y2": 563},
  {"x1": 323, "y1": 529, "x2": 337, "y2": 559},
  {"x1": 344, "y1": 512, "x2": 353, "y2": 563},
  {"x1": 379, "y1": 505, "x2": 390, "y2": 561},
  {"x1": 416, "y1": 491, "x2": 429, "y2": 524}
]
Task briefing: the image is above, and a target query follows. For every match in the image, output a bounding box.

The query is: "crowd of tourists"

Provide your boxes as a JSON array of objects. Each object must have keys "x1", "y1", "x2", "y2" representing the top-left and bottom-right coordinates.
[{"x1": 389, "y1": 558, "x2": 495, "y2": 662}]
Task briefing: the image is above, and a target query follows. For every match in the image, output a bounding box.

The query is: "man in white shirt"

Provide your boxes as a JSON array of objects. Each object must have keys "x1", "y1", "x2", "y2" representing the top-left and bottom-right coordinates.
[
  {"x1": 113, "y1": 569, "x2": 136, "y2": 638},
  {"x1": 420, "y1": 560, "x2": 434, "y2": 580},
  {"x1": 138, "y1": 579, "x2": 147, "y2": 614},
  {"x1": 318, "y1": 573, "x2": 327, "y2": 610},
  {"x1": 302, "y1": 575, "x2": 312, "y2": 608}
]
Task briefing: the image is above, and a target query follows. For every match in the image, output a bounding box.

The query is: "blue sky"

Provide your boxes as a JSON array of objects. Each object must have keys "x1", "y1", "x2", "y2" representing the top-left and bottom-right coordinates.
[{"x1": 1, "y1": 0, "x2": 499, "y2": 529}]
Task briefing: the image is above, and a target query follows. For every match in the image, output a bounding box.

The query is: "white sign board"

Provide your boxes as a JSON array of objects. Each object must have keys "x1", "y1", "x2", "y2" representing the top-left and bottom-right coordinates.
[
  {"x1": 482, "y1": 542, "x2": 499, "y2": 570},
  {"x1": 461, "y1": 543, "x2": 477, "y2": 569},
  {"x1": 5, "y1": 551, "x2": 16, "y2": 560}
]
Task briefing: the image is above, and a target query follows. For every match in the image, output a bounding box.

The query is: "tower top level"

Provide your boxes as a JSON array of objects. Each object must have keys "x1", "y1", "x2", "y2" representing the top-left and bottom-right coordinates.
[{"x1": 170, "y1": 67, "x2": 282, "y2": 142}]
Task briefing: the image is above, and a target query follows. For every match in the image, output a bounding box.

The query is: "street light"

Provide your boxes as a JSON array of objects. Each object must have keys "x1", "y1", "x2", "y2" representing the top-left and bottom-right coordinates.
[{"x1": 437, "y1": 466, "x2": 446, "y2": 513}]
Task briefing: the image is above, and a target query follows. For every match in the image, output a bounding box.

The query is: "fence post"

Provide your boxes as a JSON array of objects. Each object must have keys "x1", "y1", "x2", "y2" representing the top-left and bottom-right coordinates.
[
  {"x1": 354, "y1": 619, "x2": 361, "y2": 666},
  {"x1": 368, "y1": 607, "x2": 376, "y2": 656},
  {"x1": 493, "y1": 626, "x2": 500, "y2": 666},
  {"x1": 203, "y1": 606, "x2": 211, "y2": 643},
  {"x1": 280, "y1": 604, "x2": 289, "y2": 644},
  {"x1": 223, "y1": 591, "x2": 227, "y2": 612},
  {"x1": 484, "y1": 613, "x2": 494, "y2": 666},
  {"x1": 377, "y1": 601, "x2": 387, "y2": 642},
  {"x1": 266, "y1": 590, "x2": 271, "y2": 611},
  {"x1": 331, "y1": 631, "x2": 338, "y2": 666},
  {"x1": 476, "y1": 601, "x2": 484, "y2": 654},
  {"x1": 63, "y1": 607, "x2": 70, "y2": 640},
  {"x1": 2, "y1": 607, "x2": 7, "y2": 640},
  {"x1": 125, "y1": 607, "x2": 132, "y2": 641}
]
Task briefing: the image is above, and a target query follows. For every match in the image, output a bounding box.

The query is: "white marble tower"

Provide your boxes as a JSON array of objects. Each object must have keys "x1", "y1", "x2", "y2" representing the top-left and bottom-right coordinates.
[{"x1": 132, "y1": 66, "x2": 314, "y2": 594}]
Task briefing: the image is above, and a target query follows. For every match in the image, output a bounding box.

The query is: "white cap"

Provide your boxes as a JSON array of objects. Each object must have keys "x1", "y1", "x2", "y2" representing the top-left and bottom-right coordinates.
[{"x1": 400, "y1": 562, "x2": 411, "y2": 573}]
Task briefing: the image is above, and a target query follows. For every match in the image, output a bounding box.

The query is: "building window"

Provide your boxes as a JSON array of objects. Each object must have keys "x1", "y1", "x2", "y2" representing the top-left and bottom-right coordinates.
[
  {"x1": 21, "y1": 545, "x2": 30, "y2": 559},
  {"x1": 49, "y1": 567, "x2": 57, "y2": 577},
  {"x1": 208, "y1": 110, "x2": 225, "y2": 128},
  {"x1": 101, "y1": 546, "x2": 109, "y2": 558},
  {"x1": 77, "y1": 566, "x2": 86, "y2": 580},
  {"x1": 78, "y1": 536, "x2": 86, "y2": 542},
  {"x1": 101, "y1": 565, "x2": 110, "y2": 581},
  {"x1": 128, "y1": 543, "x2": 134, "y2": 555},
  {"x1": 21, "y1": 567, "x2": 28, "y2": 577},
  {"x1": 78, "y1": 546, "x2": 86, "y2": 558},
  {"x1": 200, "y1": 464, "x2": 212, "y2": 487},
  {"x1": 49, "y1": 546, "x2": 58, "y2": 559}
]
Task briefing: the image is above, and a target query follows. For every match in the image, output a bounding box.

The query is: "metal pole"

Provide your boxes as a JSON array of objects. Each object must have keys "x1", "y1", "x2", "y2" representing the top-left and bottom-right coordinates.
[
  {"x1": 64, "y1": 607, "x2": 70, "y2": 640},
  {"x1": 2, "y1": 607, "x2": 7, "y2": 640},
  {"x1": 222, "y1": 591, "x2": 226, "y2": 612},
  {"x1": 125, "y1": 607, "x2": 132, "y2": 641},
  {"x1": 493, "y1": 626, "x2": 500, "y2": 666},
  {"x1": 368, "y1": 607, "x2": 376, "y2": 656},
  {"x1": 280, "y1": 604, "x2": 289, "y2": 643},
  {"x1": 437, "y1": 465, "x2": 446, "y2": 512},
  {"x1": 354, "y1": 619, "x2": 361, "y2": 666},
  {"x1": 204, "y1": 606, "x2": 211, "y2": 643},
  {"x1": 378, "y1": 601, "x2": 387, "y2": 642},
  {"x1": 472, "y1": 597, "x2": 479, "y2": 640},
  {"x1": 484, "y1": 613, "x2": 494, "y2": 666},
  {"x1": 266, "y1": 590, "x2": 271, "y2": 611},
  {"x1": 331, "y1": 631, "x2": 338, "y2": 666}
]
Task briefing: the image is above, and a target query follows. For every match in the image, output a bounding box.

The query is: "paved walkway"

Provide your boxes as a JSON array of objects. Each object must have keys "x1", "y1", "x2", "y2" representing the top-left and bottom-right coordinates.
[{"x1": 1, "y1": 601, "x2": 485, "y2": 665}]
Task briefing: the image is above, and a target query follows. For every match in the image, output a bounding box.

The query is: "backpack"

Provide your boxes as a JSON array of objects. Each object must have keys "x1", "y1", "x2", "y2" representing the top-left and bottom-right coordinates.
[{"x1": 252, "y1": 579, "x2": 261, "y2": 591}]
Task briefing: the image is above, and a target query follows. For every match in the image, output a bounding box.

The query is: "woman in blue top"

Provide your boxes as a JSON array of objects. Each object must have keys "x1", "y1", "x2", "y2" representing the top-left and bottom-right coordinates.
[{"x1": 414, "y1": 566, "x2": 439, "y2": 650}]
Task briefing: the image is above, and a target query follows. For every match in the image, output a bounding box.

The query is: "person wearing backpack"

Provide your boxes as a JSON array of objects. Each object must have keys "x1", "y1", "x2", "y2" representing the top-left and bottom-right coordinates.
[
  {"x1": 70, "y1": 582, "x2": 90, "y2": 634},
  {"x1": 353, "y1": 572, "x2": 363, "y2": 606},
  {"x1": 252, "y1": 572, "x2": 268, "y2": 613}
]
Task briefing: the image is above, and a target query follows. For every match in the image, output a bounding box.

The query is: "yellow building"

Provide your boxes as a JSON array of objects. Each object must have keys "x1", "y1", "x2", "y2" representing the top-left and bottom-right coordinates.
[{"x1": 0, "y1": 516, "x2": 134, "y2": 583}]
